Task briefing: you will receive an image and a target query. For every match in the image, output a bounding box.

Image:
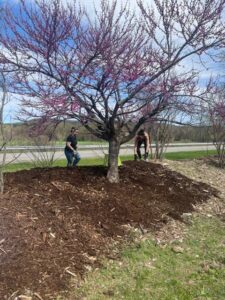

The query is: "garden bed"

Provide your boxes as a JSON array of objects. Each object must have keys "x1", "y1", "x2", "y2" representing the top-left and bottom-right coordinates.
[{"x1": 0, "y1": 161, "x2": 218, "y2": 299}]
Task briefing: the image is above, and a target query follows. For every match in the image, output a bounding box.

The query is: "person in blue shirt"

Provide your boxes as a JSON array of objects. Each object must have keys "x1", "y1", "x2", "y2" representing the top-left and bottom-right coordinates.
[{"x1": 64, "y1": 127, "x2": 81, "y2": 167}]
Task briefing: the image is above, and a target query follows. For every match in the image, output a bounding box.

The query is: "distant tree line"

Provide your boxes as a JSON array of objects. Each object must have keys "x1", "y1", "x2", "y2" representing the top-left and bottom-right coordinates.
[
  {"x1": 170, "y1": 125, "x2": 212, "y2": 143},
  {"x1": 1, "y1": 121, "x2": 213, "y2": 146}
]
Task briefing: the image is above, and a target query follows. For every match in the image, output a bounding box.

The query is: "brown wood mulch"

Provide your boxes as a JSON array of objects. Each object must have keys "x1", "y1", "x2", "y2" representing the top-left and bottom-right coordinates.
[{"x1": 0, "y1": 161, "x2": 219, "y2": 299}]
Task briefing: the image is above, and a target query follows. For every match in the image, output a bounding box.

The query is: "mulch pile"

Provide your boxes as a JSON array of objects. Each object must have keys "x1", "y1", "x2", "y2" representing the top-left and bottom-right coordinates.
[{"x1": 0, "y1": 161, "x2": 218, "y2": 299}]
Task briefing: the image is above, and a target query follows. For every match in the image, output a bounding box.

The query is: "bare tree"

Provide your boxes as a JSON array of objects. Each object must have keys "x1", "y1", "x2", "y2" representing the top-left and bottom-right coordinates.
[
  {"x1": 26, "y1": 138, "x2": 58, "y2": 168},
  {"x1": 203, "y1": 87, "x2": 225, "y2": 167},
  {"x1": 150, "y1": 109, "x2": 176, "y2": 160},
  {"x1": 0, "y1": 72, "x2": 11, "y2": 193}
]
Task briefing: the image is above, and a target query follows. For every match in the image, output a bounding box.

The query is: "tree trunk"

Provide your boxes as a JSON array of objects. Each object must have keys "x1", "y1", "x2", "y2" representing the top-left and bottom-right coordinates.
[
  {"x1": 107, "y1": 138, "x2": 120, "y2": 183},
  {"x1": 0, "y1": 146, "x2": 7, "y2": 194},
  {"x1": 0, "y1": 169, "x2": 4, "y2": 194}
]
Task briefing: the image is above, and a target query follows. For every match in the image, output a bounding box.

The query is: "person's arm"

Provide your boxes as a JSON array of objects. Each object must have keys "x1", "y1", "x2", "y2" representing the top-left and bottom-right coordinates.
[
  {"x1": 134, "y1": 136, "x2": 138, "y2": 160},
  {"x1": 134, "y1": 136, "x2": 138, "y2": 154},
  {"x1": 145, "y1": 132, "x2": 150, "y2": 153},
  {"x1": 66, "y1": 137, "x2": 76, "y2": 152},
  {"x1": 66, "y1": 141, "x2": 74, "y2": 151},
  {"x1": 148, "y1": 133, "x2": 153, "y2": 158}
]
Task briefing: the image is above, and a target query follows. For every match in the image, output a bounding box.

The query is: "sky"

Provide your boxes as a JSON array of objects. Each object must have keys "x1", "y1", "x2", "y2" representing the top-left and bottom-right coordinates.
[
  {"x1": 0, "y1": 0, "x2": 145, "y2": 8},
  {"x1": 0, "y1": 0, "x2": 224, "y2": 122},
  {"x1": 0, "y1": 0, "x2": 150, "y2": 122}
]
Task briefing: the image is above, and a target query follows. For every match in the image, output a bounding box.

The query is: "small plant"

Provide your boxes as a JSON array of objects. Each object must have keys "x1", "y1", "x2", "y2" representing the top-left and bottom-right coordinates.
[
  {"x1": 0, "y1": 72, "x2": 21, "y2": 192},
  {"x1": 26, "y1": 136, "x2": 58, "y2": 168}
]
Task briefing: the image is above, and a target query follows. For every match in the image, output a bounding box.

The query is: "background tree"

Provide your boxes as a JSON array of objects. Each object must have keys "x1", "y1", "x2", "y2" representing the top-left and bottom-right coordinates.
[
  {"x1": 150, "y1": 109, "x2": 175, "y2": 160},
  {"x1": 0, "y1": 0, "x2": 225, "y2": 182},
  {"x1": 202, "y1": 86, "x2": 225, "y2": 167},
  {"x1": 0, "y1": 72, "x2": 14, "y2": 193}
]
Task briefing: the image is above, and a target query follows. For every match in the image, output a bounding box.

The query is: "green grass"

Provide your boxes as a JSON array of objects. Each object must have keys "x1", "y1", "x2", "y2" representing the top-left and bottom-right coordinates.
[
  {"x1": 3, "y1": 157, "x2": 105, "y2": 172},
  {"x1": 117, "y1": 150, "x2": 217, "y2": 161},
  {"x1": 73, "y1": 216, "x2": 225, "y2": 300},
  {"x1": 3, "y1": 150, "x2": 217, "y2": 173},
  {"x1": 164, "y1": 150, "x2": 216, "y2": 160}
]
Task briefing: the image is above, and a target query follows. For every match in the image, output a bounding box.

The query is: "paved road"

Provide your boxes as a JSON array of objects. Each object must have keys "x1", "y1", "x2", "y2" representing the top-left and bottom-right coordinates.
[
  {"x1": 0, "y1": 143, "x2": 216, "y2": 164},
  {"x1": 3, "y1": 142, "x2": 215, "y2": 151}
]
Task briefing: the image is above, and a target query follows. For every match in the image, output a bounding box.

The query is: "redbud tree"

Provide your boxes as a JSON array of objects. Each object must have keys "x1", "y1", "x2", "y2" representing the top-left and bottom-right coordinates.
[{"x1": 0, "y1": 0, "x2": 225, "y2": 182}]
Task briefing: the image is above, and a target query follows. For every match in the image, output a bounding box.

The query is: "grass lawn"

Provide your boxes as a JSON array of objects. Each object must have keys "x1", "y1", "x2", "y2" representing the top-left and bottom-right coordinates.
[
  {"x1": 164, "y1": 150, "x2": 216, "y2": 160},
  {"x1": 2, "y1": 157, "x2": 105, "y2": 173},
  {"x1": 72, "y1": 215, "x2": 225, "y2": 300}
]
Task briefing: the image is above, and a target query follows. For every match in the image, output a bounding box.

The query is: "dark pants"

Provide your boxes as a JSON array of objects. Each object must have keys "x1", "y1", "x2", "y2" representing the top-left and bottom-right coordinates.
[
  {"x1": 137, "y1": 145, "x2": 147, "y2": 159},
  {"x1": 64, "y1": 149, "x2": 81, "y2": 167}
]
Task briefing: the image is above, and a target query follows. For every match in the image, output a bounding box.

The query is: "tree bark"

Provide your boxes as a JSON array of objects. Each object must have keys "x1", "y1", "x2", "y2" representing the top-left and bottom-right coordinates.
[
  {"x1": 107, "y1": 137, "x2": 120, "y2": 183},
  {"x1": 0, "y1": 168, "x2": 4, "y2": 194}
]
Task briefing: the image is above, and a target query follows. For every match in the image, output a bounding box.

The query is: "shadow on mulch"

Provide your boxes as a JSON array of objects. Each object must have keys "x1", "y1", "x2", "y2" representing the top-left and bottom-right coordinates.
[{"x1": 0, "y1": 161, "x2": 219, "y2": 299}]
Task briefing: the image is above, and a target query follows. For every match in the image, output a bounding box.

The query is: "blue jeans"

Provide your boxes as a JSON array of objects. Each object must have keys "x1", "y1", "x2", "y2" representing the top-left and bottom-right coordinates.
[{"x1": 64, "y1": 149, "x2": 81, "y2": 167}]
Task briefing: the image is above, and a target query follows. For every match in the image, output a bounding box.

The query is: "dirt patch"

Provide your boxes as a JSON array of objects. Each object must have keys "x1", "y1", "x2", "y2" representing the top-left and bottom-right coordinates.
[{"x1": 0, "y1": 161, "x2": 219, "y2": 299}]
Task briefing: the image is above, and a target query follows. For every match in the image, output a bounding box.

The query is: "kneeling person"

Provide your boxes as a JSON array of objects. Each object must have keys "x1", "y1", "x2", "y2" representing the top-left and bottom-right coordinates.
[{"x1": 134, "y1": 129, "x2": 150, "y2": 161}]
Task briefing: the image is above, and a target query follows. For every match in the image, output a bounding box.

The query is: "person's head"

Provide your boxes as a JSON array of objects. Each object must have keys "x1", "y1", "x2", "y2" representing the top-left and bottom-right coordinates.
[
  {"x1": 137, "y1": 129, "x2": 145, "y2": 136},
  {"x1": 71, "y1": 127, "x2": 78, "y2": 135}
]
